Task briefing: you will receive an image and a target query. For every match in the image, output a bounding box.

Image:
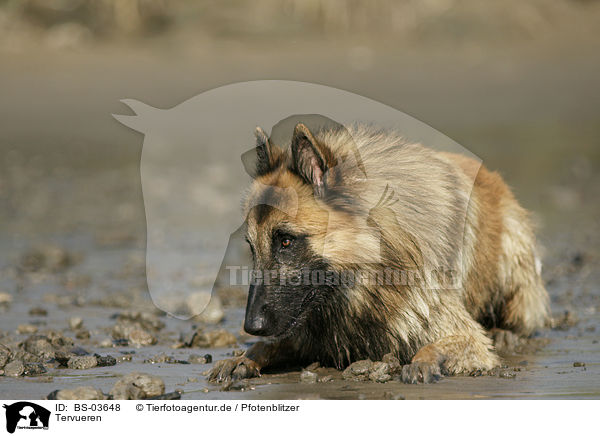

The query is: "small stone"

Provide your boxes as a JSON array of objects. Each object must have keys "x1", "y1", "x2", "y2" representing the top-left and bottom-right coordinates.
[
  {"x1": 68, "y1": 317, "x2": 83, "y2": 330},
  {"x1": 4, "y1": 360, "x2": 25, "y2": 377},
  {"x1": 94, "y1": 354, "x2": 117, "y2": 367},
  {"x1": 342, "y1": 359, "x2": 373, "y2": 381},
  {"x1": 23, "y1": 335, "x2": 55, "y2": 359},
  {"x1": 148, "y1": 391, "x2": 182, "y2": 400},
  {"x1": 75, "y1": 329, "x2": 90, "y2": 340},
  {"x1": 128, "y1": 329, "x2": 156, "y2": 347},
  {"x1": 573, "y1": 362, "x2": 586, "y2": 367},
  {"x1": 188, "y1": 354, "x2": 212, "y2": 364},
  {"x1": 67, "y1": 355, "x2": 97, "y2": 369},
  {"x1": 51, "y1": 386, "x2": 104, "y2": 400},
  {"x1": 99, "y1": 339, "x2": 113, "y2": 348},
  {"x1": 29, "y1": 307, "x2": 48, "y2": 316},
  {"x1": 145, "y1": 353, "x2": 169, "y2": 364},
  {"x1": 53, "y1": 349, "x2": 75, "y2": 367},
  {"x1": 188, "y1": 329, "x2": 236, "y2": 348},
  {"x1": 115, "y1": 311, "x2": 165, "y2": 332},
  {"x1": 318, "y1": 375, "x2": 333, "y2": 383},
  {"x1": 300, "y1": 370, "x2": 318, "y2": 384},
  {"x1": 0, "y1": 292, "x2": 13, "y2": 305},
  {"x1": 498, "y1": 369, "x2": 516, "y2": 379},
  {"x1": 110, "y1": 372, "x2": 165, "y2": 400},
  {"x1": 221, "y1": 379, "x2": 252, "y2": 392},
  {"x1": 0, "y1": 346, "x2": 10, "y2": 369},
  {"x1": 23, "y1": 363, "x2": 47, "y2": 376},
  {"x1": 17, "y1": 324, "x2": 38, "y2": 334},
  {"x1": 369, "y1": 362, "x2": 392, "y2": 383},
  {"x1": 21, "y1": 245, "x2": 76, "y2": 272}
]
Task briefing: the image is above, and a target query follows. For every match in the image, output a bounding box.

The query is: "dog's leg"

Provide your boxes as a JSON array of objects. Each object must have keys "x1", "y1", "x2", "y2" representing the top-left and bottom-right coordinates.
[
  {"x1": 207, "y1": 340, "x2": 294, "y2": 383},
  {"x1": 401, "y1": 328, "x2": 500, "y2": 384}
]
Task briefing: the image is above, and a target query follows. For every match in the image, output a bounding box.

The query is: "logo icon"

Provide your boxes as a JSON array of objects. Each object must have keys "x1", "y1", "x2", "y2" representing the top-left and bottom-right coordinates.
[{"x1": 3, "y1": 402, "x2": 50, "y2": 434}]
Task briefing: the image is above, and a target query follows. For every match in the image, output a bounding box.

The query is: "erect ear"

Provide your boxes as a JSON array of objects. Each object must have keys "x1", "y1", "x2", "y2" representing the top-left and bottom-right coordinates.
[
  {"x1": 254, "y1": 126, "x2": 278, "y2": 175},
  {"x1": 291, "y1": 123, "x2": 336, "y2": 198}
]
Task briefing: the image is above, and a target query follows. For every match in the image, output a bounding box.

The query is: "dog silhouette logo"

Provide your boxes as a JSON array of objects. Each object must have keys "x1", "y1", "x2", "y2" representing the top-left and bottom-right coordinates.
[{"x1": 3, "y1": 402, "x2": 50, "y2": 433}]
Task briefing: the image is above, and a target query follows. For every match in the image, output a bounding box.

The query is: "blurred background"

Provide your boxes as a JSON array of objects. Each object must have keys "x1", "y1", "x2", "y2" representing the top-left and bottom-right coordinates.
[
  {"x1": 1, "y1": 0, "x2": 599, "y2": 243},
  {"x1": 0, "y1": 0, "x2": 599, "y2": 399}
]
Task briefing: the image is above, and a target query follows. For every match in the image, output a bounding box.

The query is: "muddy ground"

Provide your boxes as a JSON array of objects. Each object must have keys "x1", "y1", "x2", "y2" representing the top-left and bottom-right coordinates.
[{"x1": 1, "y1": 22, "x2": 600, "y2": 399}]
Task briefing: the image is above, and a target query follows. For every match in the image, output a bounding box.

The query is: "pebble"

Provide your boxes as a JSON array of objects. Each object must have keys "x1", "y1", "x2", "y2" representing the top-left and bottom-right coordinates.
[
  {"x1": 94, "y1": 354, "x2": 117, "y2": 367},
  {"x1": 115, "y1": 311, "x2": 165, "y2": 331},
  {"x1": 318, "y1": 375, "x2": 333, "y2": 383},
  {"x1": 23, "y1": 335, "x2": 55, "y2": 360},
  {"x1": 300, "y1": 370, "x2": 318, "y2": 384},
  {"x1": 0, "y1": 292, "x2": 13, "y2": 305},
  {"x1": 188, "y1": 354, "x2": 213, "y2": 364},
  {"x1": 148, "y1": 391, "x2": 182, "y2": 400},
  {"x1": 23, "y1": 363, "x2": 47, "y2": 376},
  {"x1": 127, "y1": 329, "x2": 156, "y2": 347},
  {"x1": 48, "y1": 386, "x2": 105, "y2": 400},
  {"x1": 29, "y1": 307, "x2": 48, "y2": 316},
  {"x1": 342, "y1": 359, "x2": 373, "y2": 381},
  {"x1": 369, "y1": 362, "x2": 392, "y2": 383},
  {"x1": 20, "y1": 245, "x2": 77, "y2": 273},
  {"x1": 75, "y1": 329, "x2": 90, "y2": 340},
  {"x1": 4, "y1": 360, "x2": 25, "y2": 377},
  {"x1": 144, "y1": 353, "x2": 170, "y2": 364},
  {"x1": 498, "y1": 369, "x2": 517, "y2": 379},
  {"x1": 17, "y1": 324, "x2": 39, "y2": 334},
  {"x1": 99, "y1": 339, "x2": 113, "y2": 348},
  {"x1": 188, "y1": 329, "x2": 237, "y2": 348},
  {"x1": 0, "y1": 346, "x2": 9, "y2": 368},
  {"x1": 67, "y1": 355, "x2": 97, "y2": 369},
  {"x1": 110, "y1": 372, "x2": 165, "y2": 400},
  {"x1": 69, "y1": 317, "x2": 83, "y2": 330}
]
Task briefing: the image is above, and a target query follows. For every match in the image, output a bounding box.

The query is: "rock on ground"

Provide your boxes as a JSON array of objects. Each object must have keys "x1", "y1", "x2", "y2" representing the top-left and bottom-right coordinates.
[
  {"x1": 67, "y1": 356, "x2": 97, "y2": 369},
  {"x1": 300, "y1": 370, "x2": 318, "y2": 384},
  {"x1": 110, "y1": 372, "x2": 165, "y2": 400},
  {"x1": 3, "y1": 360, "x2": 25, "y2": 377},
  {"x1": 187, "y1": 329, "x2": 236, "y2": 348},
  {"x1": 51, "y1": 386, "x2": 105, "y2": 400}
]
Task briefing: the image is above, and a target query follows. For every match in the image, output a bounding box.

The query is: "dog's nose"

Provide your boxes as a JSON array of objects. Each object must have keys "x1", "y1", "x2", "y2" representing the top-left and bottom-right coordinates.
[
  {"x1": 244, "y1": 312, "x2": 268, "y2": 336},
  {"x1": 244, "y1": 284, "x2": 270, "y2": 336}
]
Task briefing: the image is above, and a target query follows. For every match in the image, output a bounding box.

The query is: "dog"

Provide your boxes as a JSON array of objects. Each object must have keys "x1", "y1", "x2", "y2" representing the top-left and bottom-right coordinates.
[{"x1": 208, "y1": 121, "x2": 549, "y2": 383}]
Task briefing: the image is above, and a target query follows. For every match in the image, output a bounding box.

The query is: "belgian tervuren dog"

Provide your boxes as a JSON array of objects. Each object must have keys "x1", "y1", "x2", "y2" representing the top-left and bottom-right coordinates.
[{"x1": 208, "y1": 122, "x2": 549, "y2": 383}]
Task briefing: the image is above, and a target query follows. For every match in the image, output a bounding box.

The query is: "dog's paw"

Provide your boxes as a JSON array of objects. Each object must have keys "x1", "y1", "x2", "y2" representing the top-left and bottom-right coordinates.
[
  {"x1": 206, "y1": 355, "x2": 261, "y2": 383},
  {"x1": 400, "y1": 361, "x2": 443, "y2": 384}
]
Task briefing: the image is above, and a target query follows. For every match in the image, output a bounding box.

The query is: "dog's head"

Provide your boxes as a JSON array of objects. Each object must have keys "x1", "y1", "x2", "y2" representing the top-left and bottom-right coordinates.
[{"x1": 241, "y1": 123, "x2": 376, "y2": 338}]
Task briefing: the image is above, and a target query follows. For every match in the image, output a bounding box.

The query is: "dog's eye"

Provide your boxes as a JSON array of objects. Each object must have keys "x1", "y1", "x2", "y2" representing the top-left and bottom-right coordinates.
[{"x1": 281, "y1": 238, "x2": 292, "y2": 249}]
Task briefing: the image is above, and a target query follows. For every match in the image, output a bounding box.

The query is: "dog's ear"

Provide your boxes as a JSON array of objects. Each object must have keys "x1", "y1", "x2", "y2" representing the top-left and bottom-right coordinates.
[
  {"x1": 291, "y1": 123, "x2": 336, "y2": 197},
  {"x1": 255, "y1": 126, "x2": 277, "y2": 175}
]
